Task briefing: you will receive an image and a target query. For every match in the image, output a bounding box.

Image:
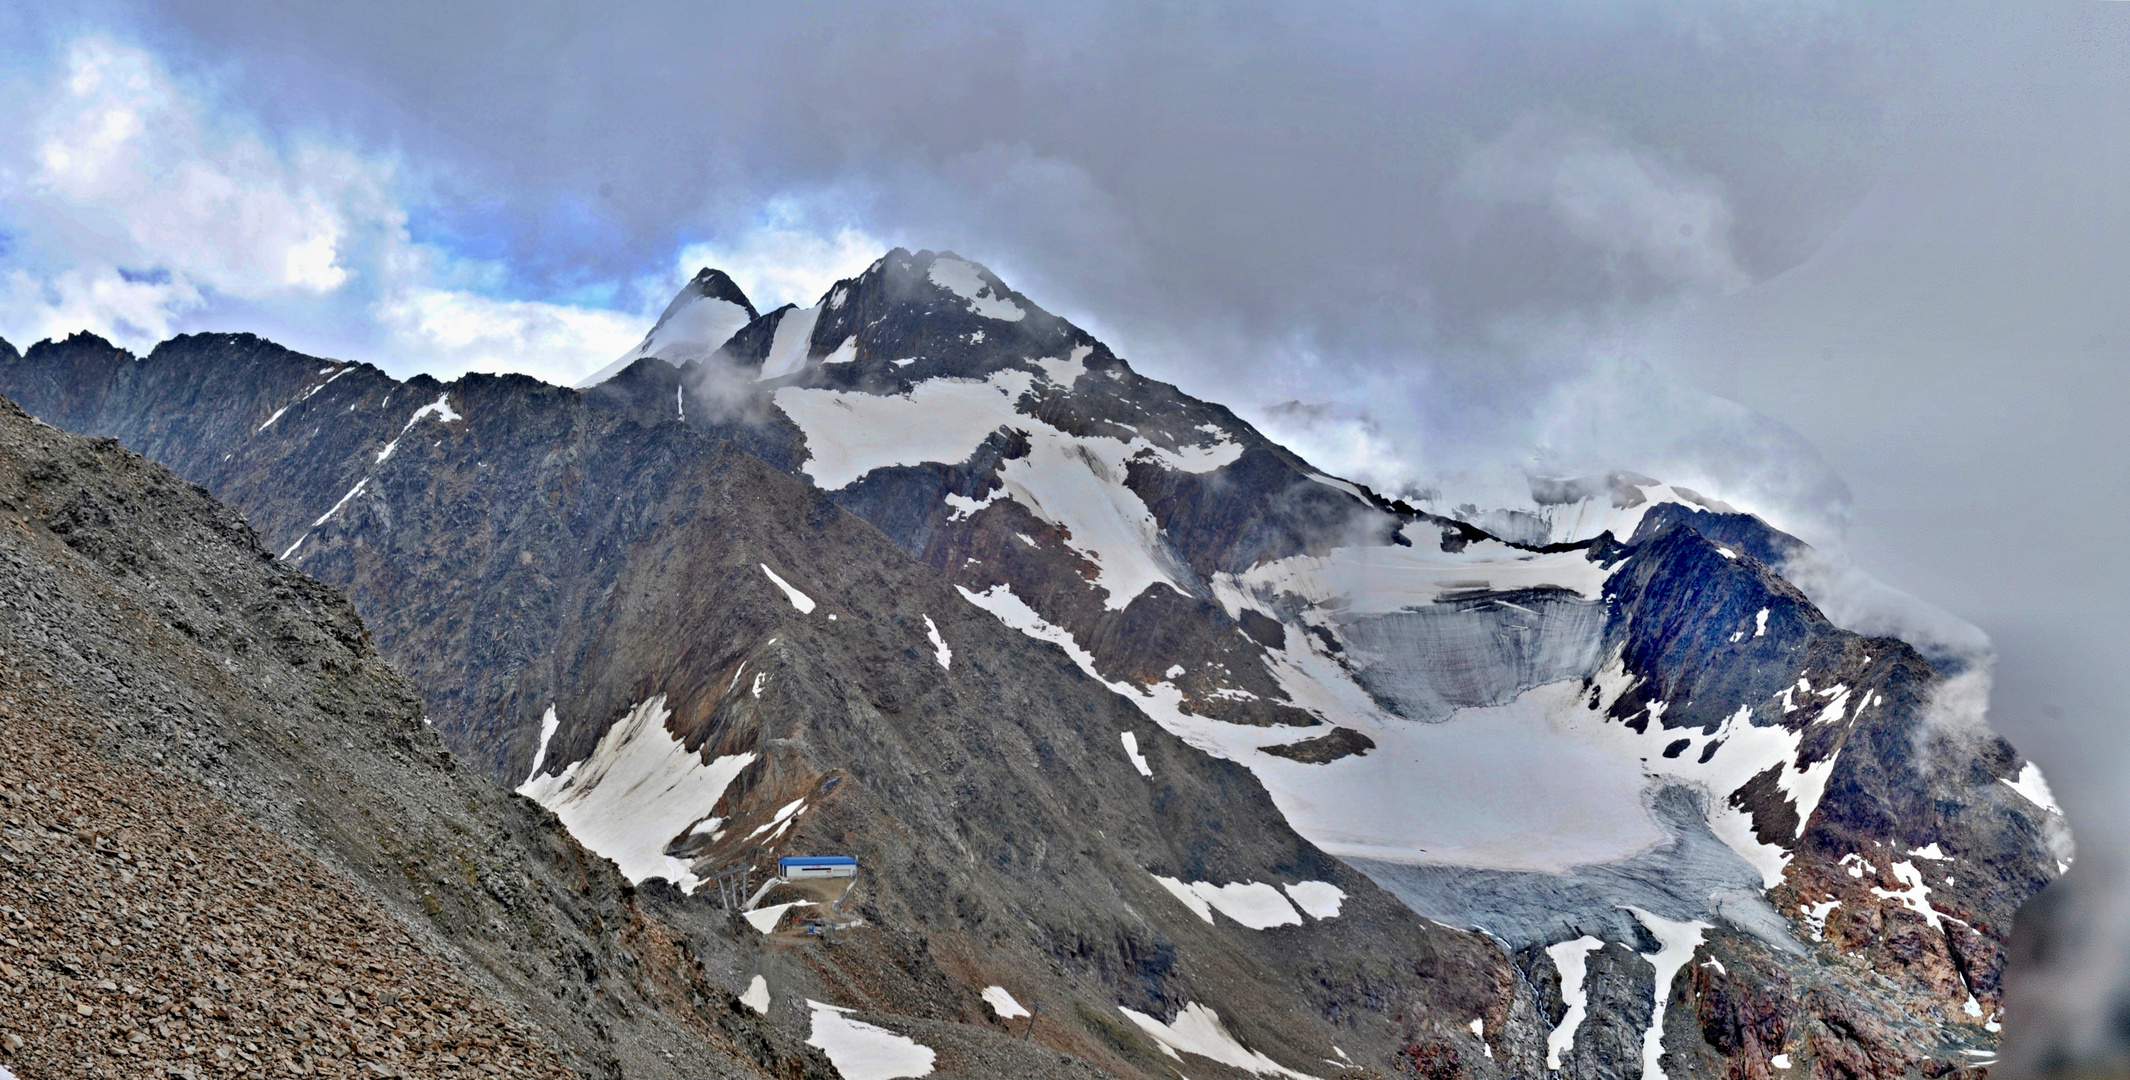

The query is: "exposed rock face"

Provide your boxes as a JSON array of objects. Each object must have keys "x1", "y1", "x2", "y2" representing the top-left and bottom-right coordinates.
[
  {"x1": 0, "y1": 246, "x2": 2064, "y2": 1079},
  {"x1": 1561, "y1": 943, "x2": 1656, "y2": 1080},
  {"x1": 0, "y1": 395, "x2": 827, "y2": 1078}
]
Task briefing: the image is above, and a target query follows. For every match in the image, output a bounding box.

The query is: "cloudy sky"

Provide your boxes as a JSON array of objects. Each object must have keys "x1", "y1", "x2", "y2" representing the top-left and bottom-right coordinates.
[{"x1": 3, "y1": 0, "x2": 2127, "y2": 1066}]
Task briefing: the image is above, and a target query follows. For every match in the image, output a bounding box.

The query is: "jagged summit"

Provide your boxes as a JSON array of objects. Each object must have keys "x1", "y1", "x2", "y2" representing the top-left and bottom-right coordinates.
[
  {"x1": 707, "y1": 248, "x2": 1085, "y2": 387},
  {"x1": 578, "y1": 266, "x2": 761, "y2": 388}
]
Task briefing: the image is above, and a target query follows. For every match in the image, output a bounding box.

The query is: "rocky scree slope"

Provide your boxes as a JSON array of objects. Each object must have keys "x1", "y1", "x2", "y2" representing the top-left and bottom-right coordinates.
[
  {"x1": 0, "y1": 393, "x2": 829, "y2": 1078},
  {"x1": 0, "y1": 336, "x2": 1528, "y2": 1079}
]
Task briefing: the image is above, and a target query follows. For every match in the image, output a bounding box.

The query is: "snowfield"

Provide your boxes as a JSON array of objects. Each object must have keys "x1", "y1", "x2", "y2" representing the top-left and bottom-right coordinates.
[
  {"x1": 963, "y1": 566, "x2": 1839, "y2": 881},
  {"x1": 928, "y1": 257, "x2": 1026, "y2": 321},
  {"x1": 806, "y1": 1000, "x2": 936, "y2": 1080},
  {"x1": 517, "y1": 694, "x2": 756, "y2": 893},
  {"x1": 1151, "y1": 874, "x2": 1305, "y2": 929},
  {"x1": 1117, "y1": 1002, "x2": 1321, "y2": 1080},
  {"x1": 780, "y1": 350, "x2": 1241, "y2": 608},
  {"x1": 579, "y1": 292, "x2": 752, "y2": 387}
]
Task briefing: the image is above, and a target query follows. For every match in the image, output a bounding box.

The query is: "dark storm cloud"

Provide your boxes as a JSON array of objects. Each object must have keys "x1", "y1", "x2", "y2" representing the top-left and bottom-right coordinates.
[{"x1": 128, "y1": 0, "x2": 1926, "y2": 431}]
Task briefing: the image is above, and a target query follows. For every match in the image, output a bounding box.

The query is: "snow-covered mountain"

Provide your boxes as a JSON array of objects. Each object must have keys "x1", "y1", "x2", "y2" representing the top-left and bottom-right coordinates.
[
  {"x1": 577, "y1": 267, "x2": 760, "y2": 388},
  {"x1": 587, "y1": 249, "x2": 2067, "y2": 1072},
  {"x1": 0, "y1": 250, "x2": 2066, "y2": 1080}
]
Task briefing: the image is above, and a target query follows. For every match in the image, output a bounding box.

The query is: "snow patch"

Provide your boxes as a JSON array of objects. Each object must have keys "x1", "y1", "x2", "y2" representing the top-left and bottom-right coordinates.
[
  {"x1": 524, "y1": 704, "x2": 561, "y2": 784},
  {"x1": 256, "y1": 406, "x2": 288, "y2": 433},
  {"x1": 982, "y1": 986, "x2": 1031, "y2": 1020},
  {"x1": 1117, "y1": 1002, "x2": 1321, "y2": 1080},
  {"x1": 807, "y1": 1000, "x2": 936, "y2": 1080},
  {"x1": 759, "y1": 303, "x2": 824, "y2": 380},
  {"x1": 1755, "y1": 608, "x2": 1769, "y2": 637},
  {"x1": 1544, "y1": 936, "x2": 1604, "y2": 1070},
  {"x1": 1307, "y1": 473, "x2": 1369, "y2": 502},
  {"x1": 740, "y1": 976, "x2": 771, "y2": 1014},
  {"x1": 777, "y1": 370, "x2": 1033, "y2": 489},
  {"x1": 746, "y1": 798, "x2": 808, "y2": 842},
  {"x1": 928, "y1": 257, "x2": 1026, "y2": 321},
  {"x1": 1121, "y1": 731, "x2": 1153, "y2": 777},
  {"x1": 1150, "y1": 874, "x2": 1302, "y2": 929},
  {"x1": 1626, "y1": 906, "x2": 1710, "y2": 1080},
  {"x1": 1871, "y1": 860, "x2": 1946, "y2": 929},
  {"x1": 401, "y1": 392, "x2": 462, "y2": 431},
  {"x1": 1800, "y1": 899, "x2": 1840, "y2": 941},
  {"x1": 745, "y1": 901, "x2": 814, "y2": 934},
  {"x1": 760, "y1": 563, "x2": 818, "y2": 613},
  {"x1": 580, "y1": 294, "x2": 752, "y2": 387},
  {"x1": 517, "y1": 694, "x2": 757, "y2": 892},
  {"x1": 1282, "y1": 881, "x2": 1346, "y2": 919},
  {"x1": 312, "y1": 479, "x2": 368, "y2": 527},
  {"x1": 1034, "y1": 346, "x2": 1090, "y2": 387},
  {"x1": 1152, "y1": 874, "x2": 1214, "y2": 923},
  {"x1": 2002, "y1": 762, "x2": 2063, "y2": 815},
  {"x1": 777, "y1": 364, "x2": 1238, "y2": 608},
  {"x1": 923, "y1": 615, "x2": 952, "y2": 670}
]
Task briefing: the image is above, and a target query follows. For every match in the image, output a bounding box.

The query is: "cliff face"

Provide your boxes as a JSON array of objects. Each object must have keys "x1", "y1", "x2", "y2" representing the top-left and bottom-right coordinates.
[{"x1": 0, "y1": 249, "x2": 2065, "y2": 1079}]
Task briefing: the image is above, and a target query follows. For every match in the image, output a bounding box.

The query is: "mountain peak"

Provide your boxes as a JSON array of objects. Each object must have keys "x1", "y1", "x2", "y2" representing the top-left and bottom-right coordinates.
[
  {"x1": 25, "y1": 330, "x2": 131, "y2": 362},
  {"x1": 713, "y1": 246, "x2": 1088, "y2": 389},
  {"x1": 576, "y1": 266, "x2": 760, "y2": 388},
  {"x1": 679, "y1": 266, "x2": 757, "y2": 317}
]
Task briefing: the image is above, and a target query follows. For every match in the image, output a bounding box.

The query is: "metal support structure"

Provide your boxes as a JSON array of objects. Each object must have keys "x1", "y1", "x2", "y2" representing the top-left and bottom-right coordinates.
[{"x1": 710, "y1": 863, "x2": 752, "y2": 912}]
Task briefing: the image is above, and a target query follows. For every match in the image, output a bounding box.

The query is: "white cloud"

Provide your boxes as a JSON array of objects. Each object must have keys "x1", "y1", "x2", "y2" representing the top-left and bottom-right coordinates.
[
  {"x1": 25, "y1": 38, "x2": 372, "y2": 298},
  {"x1": 375, "y1": 287, "x2": 644, "y2": 385},
  {"x1": 1243, "y1": 399, "x2": 1426, "y2": 499},
  {"x1": 668, "y1": 200, "x2": 887, "y2": 313},
  {"x1": 0, "y1": 264, "x2": 200, "y2": 348},
  {"x1": 0, "y1": 34, "x2": 686, "y2": 384}
]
